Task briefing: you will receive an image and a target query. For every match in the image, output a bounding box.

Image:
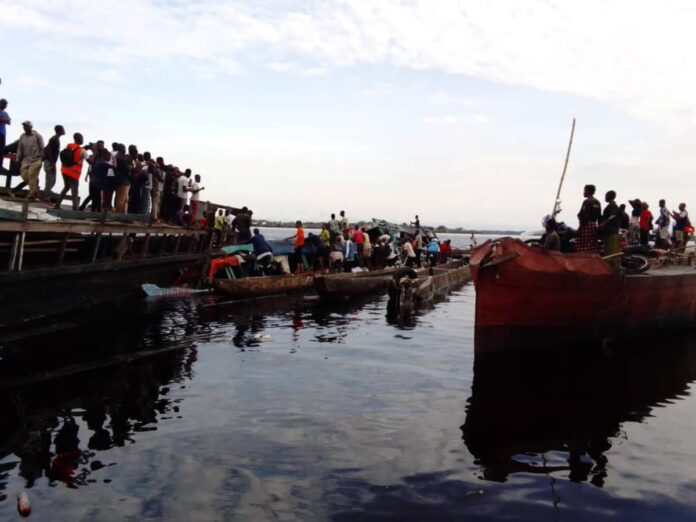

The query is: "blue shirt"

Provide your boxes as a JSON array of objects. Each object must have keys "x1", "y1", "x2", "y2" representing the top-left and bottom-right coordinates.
[
  {"x1": 250, "y1": 234, "x2": 272, "y2": 256},
  {"x1": 427, "y1": 241, "x2": 440, "y2": 253},
  {"x1": 0, "y1": 110, "x2": 8, "y2": 135}
]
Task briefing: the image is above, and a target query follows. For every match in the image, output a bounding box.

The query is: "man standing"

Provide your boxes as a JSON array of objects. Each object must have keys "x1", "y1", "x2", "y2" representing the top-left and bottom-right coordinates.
[
  {"x1": 339, "y1": 210, "x2": 349, "y2": 233},
  {"x1": 600, "y1": 190, "x2": 621, "y2": 255},
  {"x1": 16, "y1": 121, "x2": 45, "y2": 200},
  {"x1": 576, "y1": 184, "x2": 602, "y2": 253},
  {"x1": 0, "y1": 99, "x2": 11, "y2": 170},
  {"x1": 55, "y1": 132, "x2": 87, "y2": 210},
  {"x1": 79, "y1": 140, "x2": 105, "y2": 211},
  {"x1": 351, "y1": 224, "x2": 365, "y2": 266},
  {"x1": 177, "y1": 169, "x2": 191, "y2": 211},
  {"x1": 413, "y1": 229, "x2": 423, "y2": 268},
  {"x1": 628, "y1": 199, "x2": 642, "y2": 245},
  {"x1": 233, "y1": 206, "x2": 252, "y2": 242},
  {"x1": 656, "y1": 199, "x2": 671, "y2": 249},
  {"x1": 113, "y1": 144, "x2": 131, "y2": 213},
  {"x1": 639, "y1": 202, "x2": 653, "y2": 246},
  {"x1": 151, "y1": 157, "x2": 166, "y2": 221},
  {"x1": 42, "y1": 125, "x2": 65, "y2": 197},
  {"x1": 328, "y1": 213, "x2": 340, "y2": 246},
  {"x1": 672, "y1": 203, "x2": 689, "y2": 253},
  {"x1": 189, "y1": 174, "x2": 204, "y2": 221}
]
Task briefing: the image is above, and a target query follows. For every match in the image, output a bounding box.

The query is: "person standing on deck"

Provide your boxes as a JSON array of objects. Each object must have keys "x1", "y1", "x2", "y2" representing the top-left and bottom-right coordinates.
[
  {"x1": 285, "y1": 221, "x2": 306, "y2": 273},
  {"x1": 600, "y1": 190, "x2": 621, "y2": 255},
  {"x1": 362, "y1": 227, "x2": 372, "y2": 269},
  {"x1": 151, "y1": 157, "x2": 165, "y2": 221},
  {"x1": 672, "y1": 203, "x2": 689, "y2": 253},
  {"x1": 89, "y1": 149, "x2": 113, "y2": 213},
  {"x1": 411, "y1": 214, "x2": 420, "y2": 230},
  {"x1": 470, "y1": 233, "x2": 478, "y2": 248},
  {"x1": 440, "y1": 239, "x2": 452, "y2": 262},
  {"x1": 402, "y1": 237, "x2": 417, "y2": 267},
  {"x1": 413, "y1": 229, "x2": 423, "y2": 268},
  {"x1": 16, "y1": 121, "x2": 45, "y2": 201},
  {"x1": 339, "y1": 210, "x2": 349, "y2": 233},
  {"x1": 656, "y1": 199, "x2": 672, "y2": 249},
  {"x1": 628, "y1": 199, "x2": 642, "y2": 245},
  {"x1": 576, "y1": 184, "x2": 602, "y2": 253},
  {"x1": 42, "y1": 124, "x2": 64, "y2": 197},
  {"x1": 189, "y1": 174, "x2": 204, "y2": 222},
  {"x1": 328, "y1": 213, "x2": 340, "y2": 247},
  {"x1": 176, "y1": 169, "x2": 191, "y2": 212},
  {"x1": 352, "y1": 225, "x2": 365, "y2": 266},
  {"x1": 639, "y1": 202, "x2": 653, "y2": 246},
  {"x1": 618, "y1": 204, "x2": 630, "y2": 232},
  {"x1": 320, "y1": 224, "x2": 331, "y2": 268},
  {"x1": 55, "y1": 132, "x2": 88, "y2": 210},
  {"x1": 233, "y1": 206, "x2": 252, "y2": 242},
  {"x1": 113, "y1": 144, "x2": 131, "y2": 213},
  {"x1": 79, "y1": 140, "x2": 105, "y2": 211},
  {"x1": 0, "y1": 99, "x2": 11, "y2": 171}
]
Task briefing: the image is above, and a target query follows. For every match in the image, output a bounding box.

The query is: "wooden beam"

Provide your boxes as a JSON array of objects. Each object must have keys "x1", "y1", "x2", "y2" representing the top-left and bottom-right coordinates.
[
  {"x1": 8, "y1": 234, "x2": 18, "y2": 270},
  {"x1": 57, "y1": 233, "x2": 69, "y2": 265},
  {"x1": 17, "y1": 232, "x2": 26, "y2": 271},
  {"x1": 142, "y1": 233, "x2": 151, "y2": 258},
  {"x1": 173, "y1": 234, "x2": 182, "y2": 255},
  {"x1": 91, "y1": 233, "x2": 102, "y2": 263}
]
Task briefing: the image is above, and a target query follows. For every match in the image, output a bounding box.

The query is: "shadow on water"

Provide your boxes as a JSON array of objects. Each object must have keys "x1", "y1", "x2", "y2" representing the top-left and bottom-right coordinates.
[{"x1": 462, "y1": 336, "x2": 696, "y2": 488}]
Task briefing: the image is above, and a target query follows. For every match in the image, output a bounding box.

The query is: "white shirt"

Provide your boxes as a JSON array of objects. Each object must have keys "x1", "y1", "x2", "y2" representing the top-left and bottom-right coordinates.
[
  {"x1": 225, "y1": 214, "x2": 234, "y2": 226},
  {"x1": 189, "y1": 180, "x2": 201, "y2": 201},
  {"x1": 402, "y1": 241, "x2": 415, "y2": 258},
  {"x1": 177, "y1": 176, "x2": 190, "y2": 199}
]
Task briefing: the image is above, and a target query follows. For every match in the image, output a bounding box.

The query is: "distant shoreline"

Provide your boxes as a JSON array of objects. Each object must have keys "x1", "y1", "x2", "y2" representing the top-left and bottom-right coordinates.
[{"x1": 255, "y1": 221, "x2": 522, "y2": 235}]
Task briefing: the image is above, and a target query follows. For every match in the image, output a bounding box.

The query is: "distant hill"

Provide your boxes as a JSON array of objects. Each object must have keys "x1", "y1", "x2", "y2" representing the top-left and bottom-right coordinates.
[{"x1": 254, "y1": 220, "x2": 521, "y2": 235}]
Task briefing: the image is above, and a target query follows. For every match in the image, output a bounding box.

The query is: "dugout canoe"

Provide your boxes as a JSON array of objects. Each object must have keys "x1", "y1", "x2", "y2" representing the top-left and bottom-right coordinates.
[
  {"x1": 213, "y1": 274, "x2": 314, "y2": 299},
  {"x1": 469, "y1": 236, "x2": 696, "y2": 358},
  {"x1": 388, "y1": 262, "x2": 471, "y2": 318},
  {"x1": 314, "y1": 268, "x2": 399, "y2": 300}
]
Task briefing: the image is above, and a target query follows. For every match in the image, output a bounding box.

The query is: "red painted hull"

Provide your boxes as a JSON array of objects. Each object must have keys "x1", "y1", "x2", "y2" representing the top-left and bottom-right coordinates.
[{"x1": 470, "y1": 237, "x2": 696, "y2": 356}]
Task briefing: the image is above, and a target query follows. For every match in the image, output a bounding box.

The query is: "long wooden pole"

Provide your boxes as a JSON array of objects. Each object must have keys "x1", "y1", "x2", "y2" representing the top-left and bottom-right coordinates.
[{"x1": 551, "y1": 118, "x2": 576, "y2": 218}]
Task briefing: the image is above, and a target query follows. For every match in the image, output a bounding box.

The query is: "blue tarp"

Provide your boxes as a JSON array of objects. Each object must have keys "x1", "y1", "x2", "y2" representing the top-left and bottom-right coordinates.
[
  {"x1": 221, "y1": 244, "x2": 254, "y2": 254},
  {"x1": 267, "y1": 240, "x2": 295, "y2": 256}
]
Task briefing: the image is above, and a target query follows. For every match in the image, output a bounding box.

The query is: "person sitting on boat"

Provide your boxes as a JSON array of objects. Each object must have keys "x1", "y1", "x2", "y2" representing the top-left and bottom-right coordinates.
[
  {"x1": 536, "y1": 217, "x2": 561, "y2": 251},
  {"x1": 576, "y1": 184, "x2": 602, "y2": 253},
  {"x1": 639, "y1": 202, "x2": 653, "y2": 246},
  {"x1": 600, "y1": 190, "x2": 621, "y2": 256},
  {"x1": 426, "y1": 238, "x2": 440, "y2": 265},
  {"x1": 672, "y1": 203, "x2": 689, "y2": 253},
  {"x1": 250, "y1": 228, "x2": 273, "y2": 273}
]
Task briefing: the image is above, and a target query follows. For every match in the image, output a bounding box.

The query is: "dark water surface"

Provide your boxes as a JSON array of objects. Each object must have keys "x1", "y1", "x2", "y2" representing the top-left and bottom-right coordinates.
[{"x1": 2, "y1": 282, "x2": 696, "y2": 520}]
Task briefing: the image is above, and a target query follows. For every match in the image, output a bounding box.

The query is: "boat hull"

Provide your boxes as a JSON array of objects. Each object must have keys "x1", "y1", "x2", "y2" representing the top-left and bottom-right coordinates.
[
  {"x1": 314, "y1": 270, "x2": 396, "y2": 300},
  {"x1": 470, "y1": 237, "x2": 696, "y2": 357},
  {"x1": 213, "y1": 275, "x2": 314, "y2": 299}
]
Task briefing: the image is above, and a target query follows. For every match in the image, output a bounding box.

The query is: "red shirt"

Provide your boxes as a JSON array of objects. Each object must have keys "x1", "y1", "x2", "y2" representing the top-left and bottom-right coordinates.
[
  {"x1": 440, "y1": 243, "x2": 452, "y2": 255},
  {"x1": 639, "y1": 210, "x2": 653, "y2": 231},
  {"x1": 352, "y1": 230, "x2": 365, "y2": 245}
]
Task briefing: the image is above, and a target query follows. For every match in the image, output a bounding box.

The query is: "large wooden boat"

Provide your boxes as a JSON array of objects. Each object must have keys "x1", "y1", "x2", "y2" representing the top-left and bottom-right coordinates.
[
  {"x1": 470, "y1": 236, "x2": 696, "y2": 357},
  {"x1": 213, "y1": 274, "x2": 315, "y2": 299}
]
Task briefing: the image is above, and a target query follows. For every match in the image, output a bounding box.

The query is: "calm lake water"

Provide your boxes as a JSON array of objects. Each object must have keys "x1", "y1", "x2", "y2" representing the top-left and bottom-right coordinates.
[{"x1": 2, "y1": 234, "x2": 696, "y2": 520}]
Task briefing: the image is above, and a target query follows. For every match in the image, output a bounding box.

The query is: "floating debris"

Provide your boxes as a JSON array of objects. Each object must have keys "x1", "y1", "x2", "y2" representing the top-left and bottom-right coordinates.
[
  {"x1": 17, "y1": 492, "x2": 31, "y2": 517},
  {"x1": 253, "y1": 333, "x2": 271, "y2": 342}
]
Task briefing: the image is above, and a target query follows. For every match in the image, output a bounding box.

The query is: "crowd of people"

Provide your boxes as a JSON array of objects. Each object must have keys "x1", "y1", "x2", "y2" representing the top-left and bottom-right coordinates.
[
  {"x1": 541, "y1": 184, "x2": 692, "y2": 255},
  {"x1": 239, "y1": 212, "x2": 454, "y2": 276},
  {"x1": 1, "y1": 99, "x2": 207, "y2": 223}
]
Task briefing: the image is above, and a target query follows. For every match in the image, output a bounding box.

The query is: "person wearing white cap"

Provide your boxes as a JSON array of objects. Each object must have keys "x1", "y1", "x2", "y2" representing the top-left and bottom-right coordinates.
[{"x1": 16, "y1": 121, "x2": 45, "y2": 200}]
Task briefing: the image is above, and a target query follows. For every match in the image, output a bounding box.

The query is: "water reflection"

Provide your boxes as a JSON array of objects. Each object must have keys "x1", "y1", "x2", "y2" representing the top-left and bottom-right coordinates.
[{"x1": 462, "y1": 339, "x2": 696, "y2": 487}]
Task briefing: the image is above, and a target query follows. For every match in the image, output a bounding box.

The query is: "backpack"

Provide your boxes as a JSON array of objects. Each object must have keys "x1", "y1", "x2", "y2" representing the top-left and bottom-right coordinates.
[{"x1": 60, "y1": 146, "x2": 75, "y2": 167}]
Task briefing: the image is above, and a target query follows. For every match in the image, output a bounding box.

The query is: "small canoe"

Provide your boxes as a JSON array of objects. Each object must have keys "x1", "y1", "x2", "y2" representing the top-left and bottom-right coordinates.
[
  {"x1": 141, "y1": 284, "x2": 212, "y2": 297},
  {"x1": 213, "y1": 274, "x2": 314, "y2": 299}
]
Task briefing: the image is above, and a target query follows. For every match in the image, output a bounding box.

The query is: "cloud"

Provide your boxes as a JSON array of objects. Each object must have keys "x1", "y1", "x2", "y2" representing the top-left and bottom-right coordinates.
[
  {"x1": 3, "y1": 0, "x2": 696, "y2": 126},
  {"x1": 422, "y1": 115, "x2": 460, "y2": 125},
  {"x1": 360, "y1": 83, "x2": 394, "y2": 97}
]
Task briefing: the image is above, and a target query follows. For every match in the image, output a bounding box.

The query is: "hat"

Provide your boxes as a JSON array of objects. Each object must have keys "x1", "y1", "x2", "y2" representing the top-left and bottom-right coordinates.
[
  {"x1": 21, "y1": 120, "x2": 32, "y2": 126},
  {"x1": 628, "y1": 198, "x2": 641, "y2": 205}
]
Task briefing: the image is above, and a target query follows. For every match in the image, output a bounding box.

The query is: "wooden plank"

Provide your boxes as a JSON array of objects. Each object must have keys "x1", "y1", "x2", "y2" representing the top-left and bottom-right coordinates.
[
  {"x1": 91, "y1": 233, "x2": 102, "y2": 263},
  {"x1": 17, "y1": 231, "x2": 25, "y2": 271},
  {"x1": 47, "y1": 209, "x2": 151, "y2": 224},
  {"x1": 142, "y1": 233, "x2": 151, "y2": 258},
  {"x1": 57, "y1": 233, "x2": 69, "y2": 265},
  {"x1": 174, "y1": 234, "x2": 182, "y2": 254},
  {"x1": 0, "y1": 219, "x2": 207, "y2": 236},
  {"x1": 8, "y1": 234, "x2": 18, "y2": 270}
]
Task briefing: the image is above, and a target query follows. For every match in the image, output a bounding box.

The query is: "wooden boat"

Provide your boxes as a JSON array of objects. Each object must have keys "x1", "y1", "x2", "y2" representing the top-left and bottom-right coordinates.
[
  {"x1": 388, "y1": 262, "x2": 471, "y2": 318},
  {"x1": 470, "y1": 236, "x2": 696, "y2": 358},
  {"x1": 314, "y1": 268, "x2": 399, "y2": 300},
  {"x1": 213, "y1": 274, "x2": 314, "y2": 299}
]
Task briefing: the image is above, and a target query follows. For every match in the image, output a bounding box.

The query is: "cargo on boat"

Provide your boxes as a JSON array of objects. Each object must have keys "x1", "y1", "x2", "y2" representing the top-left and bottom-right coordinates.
[{"x1": 470, "y1": 237, "x2": 696, "y2": 357}]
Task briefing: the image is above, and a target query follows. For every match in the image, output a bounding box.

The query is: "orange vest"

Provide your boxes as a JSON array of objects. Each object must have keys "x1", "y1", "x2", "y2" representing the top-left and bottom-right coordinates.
[{"x1": 60, "y1": 143, "x2": 83, "y2": 180}]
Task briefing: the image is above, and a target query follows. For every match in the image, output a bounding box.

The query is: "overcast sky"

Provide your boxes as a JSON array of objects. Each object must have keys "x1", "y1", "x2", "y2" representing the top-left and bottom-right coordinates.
[{"x1": 3, "y1": 0, "x2": 696, "y2": 230}]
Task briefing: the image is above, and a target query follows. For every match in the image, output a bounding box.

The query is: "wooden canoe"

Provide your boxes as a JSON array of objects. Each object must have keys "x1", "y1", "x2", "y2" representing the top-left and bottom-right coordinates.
[
  {"x1": 314, "y1": 268, "x2": 402, "y2": 300},
  {"x1": 213, "y1": 274, "x2": 314, "y2": 299}
]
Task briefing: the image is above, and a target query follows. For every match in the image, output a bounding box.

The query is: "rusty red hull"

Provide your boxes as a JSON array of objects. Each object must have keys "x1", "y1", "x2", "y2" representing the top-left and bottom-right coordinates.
[{"x1": 470, "y1": 237, "x2": 696, "y2": 357}]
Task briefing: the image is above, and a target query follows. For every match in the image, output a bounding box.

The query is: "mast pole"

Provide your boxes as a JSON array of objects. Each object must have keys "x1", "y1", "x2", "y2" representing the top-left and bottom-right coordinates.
[{"x1": 551, "y1": 118, "x2": 576, "y2": 218}]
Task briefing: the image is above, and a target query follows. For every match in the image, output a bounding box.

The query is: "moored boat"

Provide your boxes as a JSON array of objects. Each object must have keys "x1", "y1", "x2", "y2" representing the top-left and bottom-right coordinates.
[
  {"x1": 213, "y1": 274, "x2": 314, "y2": 299},
  {"x1": 314, "y1": 268, "x2": 398, "y2": 300},
  {"x1": 470, "y1": 236, "x2": 696, "y2": 358}
]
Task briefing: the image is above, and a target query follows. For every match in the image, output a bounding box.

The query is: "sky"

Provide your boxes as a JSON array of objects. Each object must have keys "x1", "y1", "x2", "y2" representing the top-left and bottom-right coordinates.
[{"x1": 2, "y1": 0, "x2": 696, "y2": 230}]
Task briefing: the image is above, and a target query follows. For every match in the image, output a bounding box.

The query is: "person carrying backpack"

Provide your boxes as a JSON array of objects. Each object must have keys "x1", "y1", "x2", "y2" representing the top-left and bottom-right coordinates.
[{"x1": 55, "y1": 132, "x2": 88, "y2": 210}]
